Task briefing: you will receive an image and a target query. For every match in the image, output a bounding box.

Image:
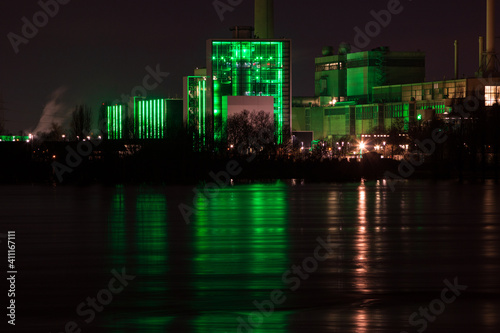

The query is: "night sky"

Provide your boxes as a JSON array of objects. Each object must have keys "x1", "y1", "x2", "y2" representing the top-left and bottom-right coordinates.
[{"x1": 0, "y1": 0, "x2": 497, "y2": 134}]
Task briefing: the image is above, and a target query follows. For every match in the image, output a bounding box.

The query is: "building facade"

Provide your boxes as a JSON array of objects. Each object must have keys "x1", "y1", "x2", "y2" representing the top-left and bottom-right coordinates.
[
  {"x1": 205, "y1": 39, "x2": 292, "y2": 148},
  {"x1": 106, "y1": 97, "x2": 182, "y2": 140}
]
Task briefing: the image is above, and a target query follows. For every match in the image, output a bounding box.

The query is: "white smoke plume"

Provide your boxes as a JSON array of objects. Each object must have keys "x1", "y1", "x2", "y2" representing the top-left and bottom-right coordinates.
[{"x1": 32, "y1": 87, "x2": 72, "y2": 136}]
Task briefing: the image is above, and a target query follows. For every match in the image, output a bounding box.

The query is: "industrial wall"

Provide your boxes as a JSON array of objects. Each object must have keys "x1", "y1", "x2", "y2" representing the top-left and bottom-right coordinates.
[{"x1": 314, "y1": 47, "x2": 425, "y2": 104}]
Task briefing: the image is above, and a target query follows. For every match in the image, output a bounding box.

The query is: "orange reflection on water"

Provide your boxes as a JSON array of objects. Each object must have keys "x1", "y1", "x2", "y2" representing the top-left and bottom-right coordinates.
[
  {"x1": 354, "y1": 183, "x2": 371, "y2": 293},
  {"x1": 354, "y1": 307, "x2": 368, "y2": 333},
  {"x1": 482, "y1": 184, "x2": 499, "y2": 258}
]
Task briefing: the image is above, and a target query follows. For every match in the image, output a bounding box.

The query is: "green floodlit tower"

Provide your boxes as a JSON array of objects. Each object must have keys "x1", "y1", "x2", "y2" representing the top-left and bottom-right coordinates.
[
  {"x1": 134, "y1": 98, "x2": 167, "y2": 140},
  {"x1": 207, "y1": 39, "x2": 292, "y2": 148},
  {"x1": 184, "y1": 76, "x2": 207, "y2": 151},
  {"x1": 107, "y1": 105, "x2": 125, "y2": 140}
]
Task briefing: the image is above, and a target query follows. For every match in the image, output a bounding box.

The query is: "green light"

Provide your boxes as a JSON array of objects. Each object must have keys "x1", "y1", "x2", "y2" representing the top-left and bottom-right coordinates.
[
  {"x1": 107, "y1": 107, "x2": 111, "y2": 139},
  {"x1": 0, "y1": 135, "x2": 29, "y2": 142},
  {"x1": 187, "y1": 77, "x2": 207, "y2": 150},
  {"x1": 417, "y1": 114, "x2": 422, "y2": 120},
  {"x1": 211, "y1": 40, "x2": 287, "y2": 145},
  {"x1": 138, "y1": 100, "x2": 142, "y2": 138},
  {"x1": 133, "y1": 98, "x2": 167, "y2": 139},
  {"x1": 161, "y1": 99, "x2": 165, "y2": 139},
  {"x1": 106, "y1": 105, "x2": 125, "y2": 140}
]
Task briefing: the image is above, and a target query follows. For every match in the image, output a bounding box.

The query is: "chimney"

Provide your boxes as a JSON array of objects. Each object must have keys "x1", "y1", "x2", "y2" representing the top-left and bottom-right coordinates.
[
  {"x1": 486, "y1": 0, "x2": 496, "y2": 72},
  {"x1": 479, "y1": 36, "x2": 484, "y2": 70},
  {"x1": 254, "y1": 0, "x2": 274, "y2": 39},
  {"x1": 454, "y1": 40, "x2": 459, "y2": 79}
]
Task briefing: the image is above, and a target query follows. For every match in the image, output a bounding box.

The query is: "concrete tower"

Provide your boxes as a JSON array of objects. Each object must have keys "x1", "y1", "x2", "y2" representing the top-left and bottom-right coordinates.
[
  {"x1": 254, "y1": 0, "x2": 274, "y2": 39},
  {"x1": 486, "y1": 0, "x2": 496, "y2": 72}
]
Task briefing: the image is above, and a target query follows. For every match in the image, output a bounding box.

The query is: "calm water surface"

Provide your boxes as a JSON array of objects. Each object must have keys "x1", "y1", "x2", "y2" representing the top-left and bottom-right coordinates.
[{"x1": 1, "y1": 180, "x2": 499, "y2": 332}]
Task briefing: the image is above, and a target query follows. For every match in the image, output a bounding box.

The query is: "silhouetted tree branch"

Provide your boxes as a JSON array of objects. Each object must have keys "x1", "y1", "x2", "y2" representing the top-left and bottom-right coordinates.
[{"x1": 70, "y1": 105, "x2": 92, "y2": 140}]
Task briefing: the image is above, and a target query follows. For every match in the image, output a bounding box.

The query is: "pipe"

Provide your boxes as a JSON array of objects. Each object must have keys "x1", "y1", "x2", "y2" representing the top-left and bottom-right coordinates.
[
  {"x1": 455, "y1": 40, "x2": 459, "y2": 79},
  {"x1": 479, "y1": 36, "x2": 484, "y2": 70},
  {"x1": 486, "y1": 0, "x2": 495, "y2": 72}
]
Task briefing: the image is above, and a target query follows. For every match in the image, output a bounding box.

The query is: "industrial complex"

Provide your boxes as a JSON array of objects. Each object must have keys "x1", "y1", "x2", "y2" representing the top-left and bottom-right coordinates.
[{"x1": 99, "y1": 0, "x2": 499, "y2": 154}]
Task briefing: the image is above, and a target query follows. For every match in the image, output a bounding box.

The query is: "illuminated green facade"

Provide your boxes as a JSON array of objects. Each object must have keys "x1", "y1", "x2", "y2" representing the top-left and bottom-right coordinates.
[
  {"x1": 106, "y1": 98, "x2": 182, "y2": 140},
  {"x1": 134, "y1": 98, "x2": 167, "y2": 140},
  {"x1": 107, "y1": 105, "x2": 125, "y2": 140},
  {"x1": 0, "y1": 135, "x2": 29, "y2": 142},
  {"x1": 185, "y1": 76, "x2": 207, "y2": 151},
  {"x1": 208, "y1": 39, "x2": 291, "y2": 147}
]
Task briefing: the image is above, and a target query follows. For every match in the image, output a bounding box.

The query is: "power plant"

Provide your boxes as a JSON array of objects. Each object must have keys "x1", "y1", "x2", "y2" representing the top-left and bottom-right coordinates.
[{"x1": 102, "y1": 0, "x2": 500, "y2": 152}]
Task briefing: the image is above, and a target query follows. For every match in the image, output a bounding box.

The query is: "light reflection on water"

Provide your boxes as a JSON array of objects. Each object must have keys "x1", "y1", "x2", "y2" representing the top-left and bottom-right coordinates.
[
  {"x1": 2, "y1": 180, "x2": 500, "y2": 332},
  {"x1": 192, "y1": 183, "x2": 289, "y2": 332}
]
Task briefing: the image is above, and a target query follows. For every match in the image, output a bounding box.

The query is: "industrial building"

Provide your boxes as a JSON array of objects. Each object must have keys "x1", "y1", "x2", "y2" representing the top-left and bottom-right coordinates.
[
  {"x1": 184, "y1": 75, "x2": 207, "y2": 151},
  {"x1": 104, "y1": 0, "x2": 500, "y2": 154},
  {"x1": 293, "y1": 76, "x2": 500, "y2": 141},
  {"x1": 106, "y1": 97, "x2": 182, "y2": 140},
  {"x1": 293, "y1": 0, "x2": 500, "y2": 142},
  {"x1": 184, "y1": 0, "x2": 292, "y2": 150},
  {"x1": 314, "y1": 44, "x2": 425, "y2": 104}
]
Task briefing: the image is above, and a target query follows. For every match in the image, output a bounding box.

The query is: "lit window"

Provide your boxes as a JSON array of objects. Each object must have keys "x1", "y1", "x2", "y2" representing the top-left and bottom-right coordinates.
[{"x1": 485, "y1": 86, "x2": 500, "y2": 106}]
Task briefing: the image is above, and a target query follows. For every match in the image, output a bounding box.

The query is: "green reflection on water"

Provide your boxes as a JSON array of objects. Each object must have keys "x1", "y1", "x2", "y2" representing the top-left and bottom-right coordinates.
[
  {"x1": 193, "y1": 182, "x2": 289, "y2": 332},
  {"x1": 109, "y1": 186, "x2": 126, "y2": 268},
  {"x1": 136, "y1": 191, "x2": 168, "y2": 283},
  {"x1": 249, "y1": 183, "x2": 289, "y2": 287},
  {"x1": 106, "y1": 187, "x2": 171, "y2": 332},
  {"x1": 193, "y1": 311, "x2": 290, "y2": 333}
]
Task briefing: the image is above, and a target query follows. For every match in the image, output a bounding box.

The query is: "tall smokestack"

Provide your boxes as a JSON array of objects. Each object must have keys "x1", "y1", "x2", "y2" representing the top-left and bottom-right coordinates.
[
  {"x1": 486, "y1": 0, "x2": 496, "y2": 72},
  {"x1": 455, "y1": 40, "x2": 459, "y2": 79},
  {"x1": 479, "y1": 36, "x2": 484, "y2": 70},
  {"x1": 254, "y1": 0, "x2": 274, "y2": 39}
]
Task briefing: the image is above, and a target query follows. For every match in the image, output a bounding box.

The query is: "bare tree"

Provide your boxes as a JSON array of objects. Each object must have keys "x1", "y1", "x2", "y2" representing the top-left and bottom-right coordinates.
[
  {"x1": 38, "y1": 122, "x2": 64, "y2": 141},
  {"x1": 387, "y1": 118, "x2": 407, "y2": 158},
  {"x1": 227, "y1": 110, "x2": 274, "y2": 154},
  {"x1": 70, "y1": 105, "x2": 92, "y2": 139}
]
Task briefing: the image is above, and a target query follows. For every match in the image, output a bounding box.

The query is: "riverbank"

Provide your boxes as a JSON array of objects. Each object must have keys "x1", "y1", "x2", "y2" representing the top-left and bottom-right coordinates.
[{"x1": 1, "y1": 141, "x2": 498, "y2": 185}]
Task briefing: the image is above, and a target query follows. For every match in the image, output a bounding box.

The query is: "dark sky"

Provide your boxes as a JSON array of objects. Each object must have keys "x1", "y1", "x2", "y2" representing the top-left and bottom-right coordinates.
[{"x1": 0, "y1": 0, "x2": 496, "y2": 134}]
